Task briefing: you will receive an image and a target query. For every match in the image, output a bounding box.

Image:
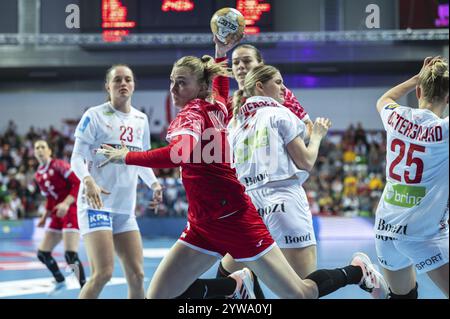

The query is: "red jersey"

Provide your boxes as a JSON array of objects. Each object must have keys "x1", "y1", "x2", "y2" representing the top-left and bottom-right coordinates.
[
  {"x1": 167, "y1": 98, "x2": 251, "y2": 223},
  {"x1": 35, "y1": 159, "x2": 80, "y2": 213}
]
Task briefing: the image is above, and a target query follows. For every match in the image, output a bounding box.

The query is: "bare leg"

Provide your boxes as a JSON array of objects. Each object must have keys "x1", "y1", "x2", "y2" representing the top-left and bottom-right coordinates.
[
  {"x1": 78, "y1": 230, "x2": 114, "y2": 299},
  {"x1": 427, "y1": 263, "x2": 449, "y2": 298},
  {"x1": 382, "y1": 265, "x2": 416, "y2": 295},
  {"x1": 147, "y1": 241, "x2": 219, "y2": 299},
  {"x1": 114, "y1": 230, "x2": 145, "y2": 299},
  {"x1": 39, "y1": 231, "x2": 62, "y2": 252},
  {"x1": 281, "y1": 245, "x2": 317, "y2": 278},
  {"x1": 244, "y1": 245, "x2": 318, "y2": 299}
]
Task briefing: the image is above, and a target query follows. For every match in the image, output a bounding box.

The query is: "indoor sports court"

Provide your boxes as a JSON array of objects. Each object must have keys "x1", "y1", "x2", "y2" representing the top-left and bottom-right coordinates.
[{"x1": 0, "y1": 0, "x2": 448, "y2": 300}]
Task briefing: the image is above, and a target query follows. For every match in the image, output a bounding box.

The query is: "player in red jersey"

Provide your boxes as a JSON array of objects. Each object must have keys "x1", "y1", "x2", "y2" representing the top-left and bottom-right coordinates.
[
  {"x1": 211, "y1": 36, "x2": 316, "y2": 298},
  {"x1": 98, "y1": 55, "x2": 388, "y2": 299},
  {"x1": 34, "y1": 140, "x2": 86, "y2": 294}
]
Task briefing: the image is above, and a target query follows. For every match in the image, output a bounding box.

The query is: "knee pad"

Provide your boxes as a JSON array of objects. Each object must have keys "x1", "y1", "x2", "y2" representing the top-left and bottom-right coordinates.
[
  {"x1": 37, "y1": 250, "x2": 52, "y2": 264},
  {"x1": 389, "y1": 283, "x2": 418, "y2": 299},
  {"x1": 64, "y1": 251, "x2": 80, "y2": 265}
]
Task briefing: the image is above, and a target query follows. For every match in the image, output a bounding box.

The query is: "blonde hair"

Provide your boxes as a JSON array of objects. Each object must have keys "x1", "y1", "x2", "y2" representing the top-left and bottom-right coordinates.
[
  {"x1": 105, "y1": 64, "x2": 135, "y2": 101},
  {"x1": 418, "y1": 58, "x2": 449, "y2": 103},
  {"x1": 232, "y1": 64, "x2": 279, "y2": 118},
  {"x1": 173, "y1": 55, "x2": 231, "y2": 100}
]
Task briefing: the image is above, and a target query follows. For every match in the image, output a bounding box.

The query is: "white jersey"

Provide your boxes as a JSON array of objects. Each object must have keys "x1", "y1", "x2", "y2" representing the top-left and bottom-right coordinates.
[
  {"x1": 74, "y1": 102, "x2": 152, "y2": 214},
  {"x1": 375, "y1": 103, "x2": 449, "y2": 240},
  {"x1": 227, "y1": 96, "x2": 309, "y2": 191}
]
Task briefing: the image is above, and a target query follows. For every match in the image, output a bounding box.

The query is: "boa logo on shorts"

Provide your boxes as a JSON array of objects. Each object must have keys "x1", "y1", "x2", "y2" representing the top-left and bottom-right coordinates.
[{"x1": 87, "y1": 210, "x2": 111, "y2": 228}]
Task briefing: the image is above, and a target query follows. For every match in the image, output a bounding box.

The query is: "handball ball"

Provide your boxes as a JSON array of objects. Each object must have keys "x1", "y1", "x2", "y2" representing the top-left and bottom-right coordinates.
[{"x1": 210, "y1": 8, "x2": 245, "y2": 44}]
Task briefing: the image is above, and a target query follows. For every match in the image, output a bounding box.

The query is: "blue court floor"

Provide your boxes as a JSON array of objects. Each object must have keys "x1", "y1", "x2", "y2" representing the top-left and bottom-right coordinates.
[{"x1": 0, "y1": 237, "x2": 445, "y2": 299}]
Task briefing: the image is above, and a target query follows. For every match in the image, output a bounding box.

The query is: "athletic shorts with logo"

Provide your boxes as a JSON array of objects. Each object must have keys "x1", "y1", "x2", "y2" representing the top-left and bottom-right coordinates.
[
  {"x1": 247, "y1": 179, "x2": 316, "y2": 249},
  {"x1": 178, "y1": 204, "x2": 275, "y2": 261},
  {"x1": 375, "y1": 232, "x2": 449, "y2": 274},
  {"x1": 48, "y1": 206, "x2": 79, "y2": 233},
  {"x1": 78, "y1": 209, "x2": 139, "y2": 236}
]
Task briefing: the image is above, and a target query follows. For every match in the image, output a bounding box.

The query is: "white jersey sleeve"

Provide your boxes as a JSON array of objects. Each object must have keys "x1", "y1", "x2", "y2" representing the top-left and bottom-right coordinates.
[
  {"x1": 379, "y1": 102, "x2": 400, "y2": 131},
  {"x1": 74, "y1": 109, "x2": 98, "y2": 144},
  {"x1": 276, "y1": 108, "x2": 306, "y2": 145},
  {"x1": 138, "y1": 116, "x2": 158, "y2": 188}
]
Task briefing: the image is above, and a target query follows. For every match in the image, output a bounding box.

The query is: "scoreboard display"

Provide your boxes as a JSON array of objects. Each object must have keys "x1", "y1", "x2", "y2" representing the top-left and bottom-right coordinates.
[{"x1": 79, "y1": 0, "x2": 273, "y2": 41}]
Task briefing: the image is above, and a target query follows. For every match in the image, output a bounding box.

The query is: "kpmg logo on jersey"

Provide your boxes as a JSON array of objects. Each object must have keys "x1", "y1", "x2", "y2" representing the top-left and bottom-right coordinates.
[
  {"x1": 79, "y1": 116, "x2": 91, "y2": 133},
  {"x1": 385, "y1": 103, "x2": 399, "y2": 110},
  {"x1": 384, "y1": 182, "x2": 426, "y2": 208},
  {"x1": 87, "y1": 210, "x2": 111, "y2": 228}
]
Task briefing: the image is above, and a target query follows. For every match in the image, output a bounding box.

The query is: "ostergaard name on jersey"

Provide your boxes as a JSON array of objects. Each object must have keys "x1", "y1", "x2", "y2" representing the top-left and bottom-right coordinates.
[{"x1": 386, "y1": 109, "x2": 444, "y2": 142}]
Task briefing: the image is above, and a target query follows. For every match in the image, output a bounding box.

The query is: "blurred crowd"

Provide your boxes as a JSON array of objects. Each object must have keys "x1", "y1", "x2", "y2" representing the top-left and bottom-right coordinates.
[{"x1": 1, "y1": 120, "x2": 386, "y2": 220}]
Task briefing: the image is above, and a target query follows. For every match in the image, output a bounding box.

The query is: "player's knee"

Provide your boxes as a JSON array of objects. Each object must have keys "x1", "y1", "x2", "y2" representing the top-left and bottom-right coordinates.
[
  {"x1": 91, "y1": 267, "x2": 113, "y2": 285},
  {"x1": 128, "y1": 268, "x2": 144, "y2": 286},
  {"x1": 37, "y1": 250, "x2": 52, "y2": 264},
  {"x1": 389, "y1": 283, "x2": 418, "y2": 299},
  {"x1": 64, "y1": 251, "x2": 80, "y2": 265}
]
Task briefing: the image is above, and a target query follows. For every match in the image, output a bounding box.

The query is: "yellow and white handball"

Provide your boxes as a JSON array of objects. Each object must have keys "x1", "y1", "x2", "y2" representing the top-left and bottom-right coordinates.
[{"x1": 210, "y1": 7, "x2": 245, "y2": 44}]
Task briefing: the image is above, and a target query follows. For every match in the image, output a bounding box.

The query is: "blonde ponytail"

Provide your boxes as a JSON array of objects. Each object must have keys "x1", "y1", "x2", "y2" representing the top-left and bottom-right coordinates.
[{"x1": 418, "y1": 58, "x2": 449, "y2": 102}]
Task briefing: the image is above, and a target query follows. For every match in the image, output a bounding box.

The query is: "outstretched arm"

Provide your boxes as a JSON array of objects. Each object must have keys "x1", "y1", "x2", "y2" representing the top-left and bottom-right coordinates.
[{"x1": 98, "y1": 134, "x2": 197, "y2": 169}]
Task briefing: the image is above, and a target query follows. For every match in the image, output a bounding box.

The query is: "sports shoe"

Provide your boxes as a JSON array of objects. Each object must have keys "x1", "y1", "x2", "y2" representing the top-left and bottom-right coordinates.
[
  {"x1": 227, "y1": 268, "x2": 256, "y2": 299},
  {"x1": 351, "y1": 252, "x2": 389, "y2": 299},
  {"x1": 48, "y1": 280, "x2": 67, "y2": 296}
]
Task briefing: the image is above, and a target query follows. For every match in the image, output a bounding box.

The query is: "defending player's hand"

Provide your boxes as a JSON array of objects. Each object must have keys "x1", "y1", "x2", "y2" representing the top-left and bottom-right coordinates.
[
  {"x1": 83, "y1": 176, "x2": 110, "y2": 209},
  {"x1": 149, "y1": 184, "x2": 164, "y2": 212},
  {"x1": 54, "y1": 202, "x2": 70, "y2": 218},
  {"x1": 96, "y1": 141, "x2": 130, "y2": 168},
  {"x1": 312, "y1": 117, "x2": 332, "y2": 139},
  {"x1": 37, "y1": 215, "x2": 46, "y2": 228}
]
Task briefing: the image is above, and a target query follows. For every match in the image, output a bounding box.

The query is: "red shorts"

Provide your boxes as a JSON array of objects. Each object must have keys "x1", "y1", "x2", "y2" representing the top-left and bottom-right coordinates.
[
  {"x1": 48, "y1": 206, "x2": 79, "y2": 232},
  {"x1": 179, "y1": 204, "x2": 275, "y2": 261}
]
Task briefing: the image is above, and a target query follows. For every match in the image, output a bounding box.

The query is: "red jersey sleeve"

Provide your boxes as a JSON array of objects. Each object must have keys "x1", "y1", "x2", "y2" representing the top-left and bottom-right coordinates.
[
  {"x1": 66, "y1": 172, "x2": 80, "y2": 199},
  {"x1": 126, "y1": 135, "x2": 197, "y2": 168},
  {"x1": 54, "y1": 159, "x2": 80, "y2": 200},
  {"x1": 283, "y1": 88, "x2": 310, "y2": 122},
  {"x1": 212, "y1": 57, "x2": 230, "y2": 100}
]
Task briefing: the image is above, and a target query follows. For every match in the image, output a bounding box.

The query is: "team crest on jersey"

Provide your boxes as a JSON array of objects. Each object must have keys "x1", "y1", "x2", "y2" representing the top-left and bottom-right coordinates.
[{"x1": 385, "y1": 104, "x2": 399, "y2": 110}]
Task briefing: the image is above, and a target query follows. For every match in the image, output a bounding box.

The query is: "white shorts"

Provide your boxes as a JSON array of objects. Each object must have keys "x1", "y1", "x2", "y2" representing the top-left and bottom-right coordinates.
[
  {"x1": 247, "y1": 179, "x2": 316, "y2": 249},
  {"x1": 375, "y1": 234, "x2": 449, "y2": 274},
  {"x1": 78, "y1": 209, "x2": 139, "y2": 236}
]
